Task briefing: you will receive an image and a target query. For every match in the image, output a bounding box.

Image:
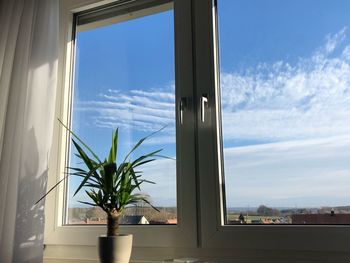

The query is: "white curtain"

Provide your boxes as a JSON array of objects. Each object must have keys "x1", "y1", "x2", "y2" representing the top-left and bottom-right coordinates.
[{"x1": 0, "y1": 0, "x2": 58, "y2": 262}]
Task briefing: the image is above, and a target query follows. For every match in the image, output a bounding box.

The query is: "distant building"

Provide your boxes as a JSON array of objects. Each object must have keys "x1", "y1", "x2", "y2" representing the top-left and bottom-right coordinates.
[{"x1": 292, "y1": 214, "x2": 350, "y2": 224}]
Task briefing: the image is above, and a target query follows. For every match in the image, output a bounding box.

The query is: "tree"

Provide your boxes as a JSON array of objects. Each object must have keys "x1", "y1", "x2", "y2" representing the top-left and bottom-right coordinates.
[
  {"x1": 86, "y1": 207, "x2": 106, "y2": 220},
  {"x1": 238, "y1": 213, "x2": 245, "y2": 223},
  {"x1": 257, "y1": 205, "x2": 280, "y2": 216}
]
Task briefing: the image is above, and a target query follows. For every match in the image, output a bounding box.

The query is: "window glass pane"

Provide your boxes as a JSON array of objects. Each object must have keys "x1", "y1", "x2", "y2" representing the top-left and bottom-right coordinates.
[
  {"x1": 218, "y1": 0, "x2": 350, "y2": 224},
  {"x1": 66, "y1": 8, "x2": 177, "y2": 225}
]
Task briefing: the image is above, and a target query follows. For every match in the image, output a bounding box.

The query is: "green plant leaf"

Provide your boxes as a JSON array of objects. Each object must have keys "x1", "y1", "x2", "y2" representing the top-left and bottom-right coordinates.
[
  {"x1": 139, "y1": 179, "x2": 156, "y2": 184},
  {"x1": 71, "y1": 139, "x2": 100, "y2": 178},
  {"x1": 131, "y1": 149, "x2": 162, "y2": 167},
  {"x1": 108, "y1": 128, "x2": 118, "y2": 163},
  {"x1": 35, "y1": 175, "x2": 68, "y2": 205},
  {"x1": 85, "y1": 190, "x2": 100, "y2": 206},
  {"x1": 123, "y1": 126, "x2": 166, "y2": 162},
  {"x1": 77, "y1": 200, "x2": 98, "y2": 207},
  {"x1": 38, "y1": 123, "x2": 166, "y2": 218},
  {"x1": 104, "y1": 162, "x2": 116, "y2": 194},
  {"x1": 59, "y1": 119, "x2": 101, "y2": 163},
  {"x1": 154, "y1": 154, "x2": 176, "y2": 161},
  {"x1": 133, "y1": 194, "x2": 160, "y2": 212},
  {"x1": 73, "y1": 163, "x2": 102, "y2": 197},
  {"x1": 84, "y1": 183, "x2": 101, "y2": 188}
]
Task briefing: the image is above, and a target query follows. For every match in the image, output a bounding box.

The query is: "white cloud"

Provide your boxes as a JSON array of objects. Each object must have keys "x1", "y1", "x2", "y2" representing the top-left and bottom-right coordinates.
[
  {"x1": 75, "y1": 83, "x2": 176, "y2": 143},
  {"x1": 76, "y1": 28, "x2": 350, "y2": 144},
  {"x1": 221, "y1": 28, "x2": 350, "y2": 208},
  {"x1": 323, "y1": 27, "x2": 347, "y2": 54},
  {"x1": 130, "y1": 88, "x2": 175, "y2": 101},
  {"x1": 342, "y1": 45, "x2": 350, "y2": 60},
  {"x1": 221, "y1": 27, "x2": 350, "y2": 142},
  {"x1": 224, "y1": 136, "x2": 350, "y2": 207}
]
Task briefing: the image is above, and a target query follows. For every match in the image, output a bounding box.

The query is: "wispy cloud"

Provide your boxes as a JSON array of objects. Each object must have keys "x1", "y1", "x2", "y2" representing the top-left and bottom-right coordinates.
[
  {"x1": 323, "y1": 27, "x2": 347, "y2": 54},
  {"x1": 222, "y1": 28, "x2": 350, "y2": 208},
  {"x1": 75, "y1": 83, "x2": 175, "y2": 142},
  {"x1": 224, "y1": 135, "x2": 350, "y2": 207},
  {"x1": 221, "y1": 27, "x2": 350, "y2": 142}
]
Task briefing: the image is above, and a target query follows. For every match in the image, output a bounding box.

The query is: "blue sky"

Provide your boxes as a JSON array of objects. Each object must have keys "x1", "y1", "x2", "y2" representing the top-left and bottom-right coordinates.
[
  {"x1": 69, "y1": 9, "x2": 176, "y2": 207},
  {"x1": 68, "y1": 0, "x2": 350, "y2": 209},
  {"x1": 219, "y1": 0, "x2": 350, "y2": 208},
  {"x1": 218, "y1": 0, "x2": 350, "y2": 71}
]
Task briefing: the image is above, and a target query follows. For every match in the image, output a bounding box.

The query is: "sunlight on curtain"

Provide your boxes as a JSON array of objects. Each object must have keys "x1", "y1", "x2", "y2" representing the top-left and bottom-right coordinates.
[{"x1": 0, "y1": 0, "x2": 58, "y2": 262}]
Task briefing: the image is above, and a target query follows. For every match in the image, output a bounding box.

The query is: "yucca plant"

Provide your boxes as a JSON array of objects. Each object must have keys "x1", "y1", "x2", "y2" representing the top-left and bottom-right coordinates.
[{"x1": 38, "y1": 121, "x2": 161, "y2": 236}]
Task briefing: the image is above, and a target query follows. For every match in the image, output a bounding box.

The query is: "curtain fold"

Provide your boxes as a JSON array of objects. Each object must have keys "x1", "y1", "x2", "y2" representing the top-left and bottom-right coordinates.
[{"x1": 0, "y1": 0, "x2": 58, "y2": 262}]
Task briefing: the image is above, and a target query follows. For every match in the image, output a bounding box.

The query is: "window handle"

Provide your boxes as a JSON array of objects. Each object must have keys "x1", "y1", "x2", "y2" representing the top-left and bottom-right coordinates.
[
  {"x1": 201, "y1": 94, "x2": 208, "y2": 122},
  {"x1": 179, "y1": 97, "x2": 187, "y2": 125}
]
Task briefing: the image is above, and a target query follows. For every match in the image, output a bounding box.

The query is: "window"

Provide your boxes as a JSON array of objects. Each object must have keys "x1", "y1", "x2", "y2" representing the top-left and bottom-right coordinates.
[
  {"x1": 217, "y1": 0, "x2": 350, "y2": 225},
  {"x1": 45, "y1": 0, "x2": 197, "y2": 251},
  {"x1": 192, "y1": 0, "x2": 350, "y2": 252},
  {"x1": 44, "y1": 0, "x2": 350, "y2": 261},
  {"x1": 67, "y1": 1, "x2": 177, "y2": 226}
]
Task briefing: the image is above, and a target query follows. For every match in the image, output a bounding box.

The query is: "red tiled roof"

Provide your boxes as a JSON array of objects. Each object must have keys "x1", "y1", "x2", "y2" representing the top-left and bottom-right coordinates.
[{"x1": 292, "y1": 214, "x2": 350, "y2": 224}]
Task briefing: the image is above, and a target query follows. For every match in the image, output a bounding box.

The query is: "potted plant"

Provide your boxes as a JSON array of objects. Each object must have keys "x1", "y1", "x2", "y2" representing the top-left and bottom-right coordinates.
[{"x1": 37, "y1": 121, "x2": 162, "y2": 263}]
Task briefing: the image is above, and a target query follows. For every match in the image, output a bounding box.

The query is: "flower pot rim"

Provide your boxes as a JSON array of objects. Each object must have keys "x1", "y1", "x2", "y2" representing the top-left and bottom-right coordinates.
[{"x1": 99, "y1": 234, "x2": 133, "y2": 238}]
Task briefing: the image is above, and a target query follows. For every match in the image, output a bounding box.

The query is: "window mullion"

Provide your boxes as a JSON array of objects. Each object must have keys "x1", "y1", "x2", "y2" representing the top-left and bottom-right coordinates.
[{"x1": 192, "y1": 0, "x2": 223, "y2": 247}]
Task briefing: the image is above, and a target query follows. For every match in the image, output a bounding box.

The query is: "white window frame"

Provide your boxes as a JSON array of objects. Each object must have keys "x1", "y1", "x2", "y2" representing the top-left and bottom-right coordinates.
[
  {"x1": 44, "y1": 0, "x2": 198, "y2": 261},
  {"x1": 194, "y1": 0, "x2": 350, "y2": 253},
  {"x1": 44, "y1": 0, "x2": 350, "y2": 262}
]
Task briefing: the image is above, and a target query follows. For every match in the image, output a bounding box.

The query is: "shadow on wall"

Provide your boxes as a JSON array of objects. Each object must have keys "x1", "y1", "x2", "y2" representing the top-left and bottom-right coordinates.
[
  {"x1": 13, "y1": 128, "x2": 48, "y2": 263},
  {"x1": 11, "y1": 0, "x2": 59, "y2": 261}
]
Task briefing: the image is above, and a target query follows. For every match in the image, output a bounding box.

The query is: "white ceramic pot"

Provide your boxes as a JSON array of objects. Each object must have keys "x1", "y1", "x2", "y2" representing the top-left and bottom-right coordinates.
[{"x1": 98, "y1": 234, "x2": 133, "y2": 263}]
